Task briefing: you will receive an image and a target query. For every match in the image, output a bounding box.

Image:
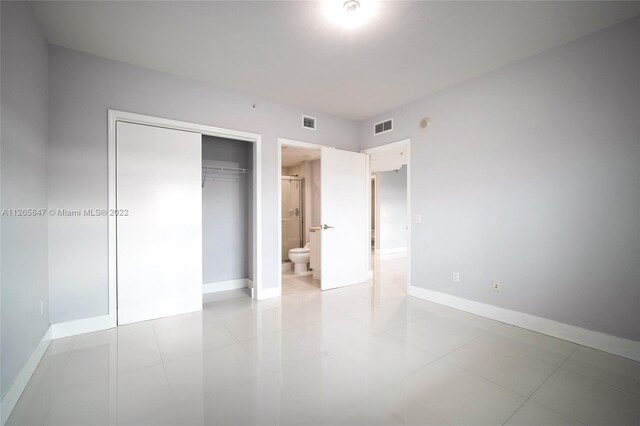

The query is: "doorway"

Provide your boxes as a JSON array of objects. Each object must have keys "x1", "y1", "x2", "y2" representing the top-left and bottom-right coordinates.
[
  {"x1": 280, "y1": 143, "x2": 322, "y2": 295},
  {"x1": 277, "y1": 138, "x2": 370, "y2": 296},
  {"x1": 363, "y1": 139, "x2": 411, "y2": 290}
]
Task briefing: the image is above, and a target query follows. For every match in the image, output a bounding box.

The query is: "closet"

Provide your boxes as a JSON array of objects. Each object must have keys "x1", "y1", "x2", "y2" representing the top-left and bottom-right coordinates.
[
  {"x1": 115, "y1": 120, "x2": 254, "y2": 325},
  {"x1": 201, "y1": 136, "x2": 253, "y2": 294}
]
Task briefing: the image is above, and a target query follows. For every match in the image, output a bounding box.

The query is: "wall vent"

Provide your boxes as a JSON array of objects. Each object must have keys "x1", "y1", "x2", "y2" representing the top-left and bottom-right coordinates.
[
  {"x1": 302, "y1": 115, "x2": 317, "y2": 130},
  {"x1": 374, "y1": 118, "x2": 393, "y2": 135}
]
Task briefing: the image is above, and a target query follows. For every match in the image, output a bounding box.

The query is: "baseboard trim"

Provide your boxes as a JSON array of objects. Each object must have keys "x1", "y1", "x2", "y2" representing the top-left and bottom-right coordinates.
[
  {"x1": 376, "y1": 247, "x2": 407, "y2": 255},
  {"x1": 51, "y1": 314, "x2": 114, "y2": 340},
  {"x1": 257, "y1": 286, "x2": 281, "y2": 301},
  {"x1": 1, "y1": 326, "x2": 52, "y2": 426},
  {"x1": 203, "y1": 278, "x2": 252, "y2": 294},
  {"x1": 408, "y1": 286, "x2": 640, "y2": 362}
]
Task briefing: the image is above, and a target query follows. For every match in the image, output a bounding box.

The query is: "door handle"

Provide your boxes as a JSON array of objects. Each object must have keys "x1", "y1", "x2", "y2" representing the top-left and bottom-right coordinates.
[{"x1": 322, "y1": 224, "x2": 334, "y2": 230}]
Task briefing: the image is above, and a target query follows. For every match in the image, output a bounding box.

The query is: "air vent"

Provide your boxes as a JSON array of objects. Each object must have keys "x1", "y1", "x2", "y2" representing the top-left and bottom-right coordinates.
[
  {"x1": 374, "y1": 118, "x2": 393, "y2": 135},
  {"x1": 302, "y1": 115, "x2": 317, "y2": 130}
]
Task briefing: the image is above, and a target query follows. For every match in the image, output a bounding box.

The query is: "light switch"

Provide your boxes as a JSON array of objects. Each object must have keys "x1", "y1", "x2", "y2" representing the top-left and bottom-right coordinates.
[{"x1": 413, "y1": 213, "x2": 422, "y2": 224}]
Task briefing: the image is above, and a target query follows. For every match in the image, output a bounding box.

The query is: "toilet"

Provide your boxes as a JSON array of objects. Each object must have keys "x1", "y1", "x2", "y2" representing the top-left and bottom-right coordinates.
[{"x1": 288, "y1": 242, "x2": 311, "y2": 274}]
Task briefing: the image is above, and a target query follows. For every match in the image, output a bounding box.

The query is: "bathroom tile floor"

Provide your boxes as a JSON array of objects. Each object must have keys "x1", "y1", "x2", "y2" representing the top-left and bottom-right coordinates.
[
  {"x1": 8, "y1": 253, "x2": 640, "y2": 425},
  {"x1": 282, "y1": 268, "x2": 321, "y2": 295}
]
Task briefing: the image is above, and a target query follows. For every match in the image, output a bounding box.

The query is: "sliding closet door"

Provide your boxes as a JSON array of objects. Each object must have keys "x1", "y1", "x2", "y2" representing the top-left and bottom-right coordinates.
[{"x1": 116, "y1": 122, "x2": 202, "y2": 325}]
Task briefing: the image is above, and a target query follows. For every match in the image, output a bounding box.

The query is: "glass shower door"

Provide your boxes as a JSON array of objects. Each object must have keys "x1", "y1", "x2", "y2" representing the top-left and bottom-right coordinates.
[{"x1": 282, "y1": 177, "x2": 303, "y2": 261}]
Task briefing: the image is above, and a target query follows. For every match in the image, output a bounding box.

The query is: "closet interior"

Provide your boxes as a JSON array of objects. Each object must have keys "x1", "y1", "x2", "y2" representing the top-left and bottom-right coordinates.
[{"x1": 202, "y1": 135, "x2": 254, "y2": 295}]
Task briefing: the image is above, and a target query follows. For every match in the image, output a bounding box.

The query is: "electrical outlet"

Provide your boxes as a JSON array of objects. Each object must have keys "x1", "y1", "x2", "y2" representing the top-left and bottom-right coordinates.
[
  {"x1": 452, "y1": 272, "x2": 460, "y2": 282},
  {"x1": 492, "y1": 281, "x2": 502, "y2": 292}
]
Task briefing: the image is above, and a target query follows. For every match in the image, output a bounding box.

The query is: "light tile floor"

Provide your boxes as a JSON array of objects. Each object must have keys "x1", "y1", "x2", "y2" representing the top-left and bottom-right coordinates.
[
  {"x1": 8, "y1": 254, "x2": 640, "y2": 425},
  {"x1": 281, "y1": 268, "x2": 321, "y2": 296}
]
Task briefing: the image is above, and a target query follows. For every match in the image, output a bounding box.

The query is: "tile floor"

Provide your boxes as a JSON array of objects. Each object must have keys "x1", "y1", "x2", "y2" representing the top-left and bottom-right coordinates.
[
  {"x1": 281, "y1": 268, "x2": 321, "y2": 296},
  {"x1": 8, "y1": 254, "x2": 640, "y2": 425}
]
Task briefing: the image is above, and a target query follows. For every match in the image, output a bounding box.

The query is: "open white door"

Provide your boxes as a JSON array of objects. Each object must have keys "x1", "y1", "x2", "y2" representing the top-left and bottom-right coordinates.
[
  {"x1": 320, "y1": 147, "x2": 369, "y2": 290},
  {"x1": 116, "y1": 121, "x2": 202, "y2": 325}
]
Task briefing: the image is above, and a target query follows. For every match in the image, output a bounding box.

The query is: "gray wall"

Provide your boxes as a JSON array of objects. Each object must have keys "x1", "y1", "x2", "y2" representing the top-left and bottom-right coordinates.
[
  {"x1": 202, "y1": 136, "x2": 252, "y2": 285},
  {"x1": 360, "y1": 17, "x2": 640, "y2": 341},
  {"x1": 48, "y1": 46, "x2": 359, "y2": 323},
  {"x1": 1, "y1": 2, "x2": 50, "y2": 396},
  {"x1": 375, "y1": 165, "x2": 407, "y2": 252}
]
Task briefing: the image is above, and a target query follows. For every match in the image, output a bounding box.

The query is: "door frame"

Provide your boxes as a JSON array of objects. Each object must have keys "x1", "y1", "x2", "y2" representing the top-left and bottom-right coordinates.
[
  {"x1": 108, "y1": 110, "x2": 263, "y2": 328},
  {"x1": 277, "y1": 137, "x2": 328, "y2": 296},
  {"x1": 361, "y1": 138, "x2": 411, "y2": 290},
  {"x1": 371, "y1": 174, "x2": 378, "y2": 252}
]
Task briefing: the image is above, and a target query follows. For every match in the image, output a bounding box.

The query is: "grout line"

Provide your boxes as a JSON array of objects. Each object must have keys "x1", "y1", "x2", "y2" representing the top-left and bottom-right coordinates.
[
  {"x1": 150, "y1": 321, "x2": 174, "y2": 398},
  {"x1": 437, "y1": 358, "x2": 531, "y2": 399},
  {"x1": 501, "y1": 346, "x2": 579, "y2": 425},
  {"x1": 38, "y1": 332, "x2": 112, "y2": 424},
  {"x1": 554, "y1": 360, "x2": 640, "y2": 398},
  {"x1": 475, "y1": 331, "x2": 575, "y2": 367},
  {"x1": 439, "y1": 332, "x2": 485, "y2": 358}
]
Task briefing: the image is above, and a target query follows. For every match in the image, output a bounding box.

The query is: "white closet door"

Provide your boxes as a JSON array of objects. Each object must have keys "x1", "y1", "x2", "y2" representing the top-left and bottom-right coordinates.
[
  {"x1": 320, "y1": 147, "x2": 369, "y2": 290},
  {"x1": 116, "y1": 121, "x2": 202, "y2": 325}
]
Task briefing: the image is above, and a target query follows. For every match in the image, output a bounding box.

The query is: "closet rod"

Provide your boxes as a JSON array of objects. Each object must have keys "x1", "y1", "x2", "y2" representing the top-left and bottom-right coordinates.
[
  {"x1": 202, "y1": 166, "x2": 250, "y2": 188},
  {"x1": 202, "y1": 165, "x2": 250, "y2": 174}
]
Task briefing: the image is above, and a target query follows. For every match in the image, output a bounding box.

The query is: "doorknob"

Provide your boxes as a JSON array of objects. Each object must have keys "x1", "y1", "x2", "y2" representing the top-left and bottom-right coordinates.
[{"x1": 322, "y1": 224, "x2": 334, "y2": 230}]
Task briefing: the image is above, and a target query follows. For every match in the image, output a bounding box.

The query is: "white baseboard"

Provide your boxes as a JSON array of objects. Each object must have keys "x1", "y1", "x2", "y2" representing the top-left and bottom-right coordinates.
[
  {"x1": 1, "y1": 326, "x2": 52, "y2": 426},
  {"x1": 376, "y1": 247, "x2": 407, "y2": 255},
  {"x1": 281, "y1": 262, "x2": 293, "y2": 271},
  {"x1": 257, "y1": 286, "x2": 281, "y2": 300},
  {"x1": 203, "y1": 278, "x2": 252, "y2": 294},
  {"x1": 50, "y1": 281, "x2": 254, "y2": 341},
  {"x1": 51, "y1": 314, "x2": 114, "y2": 340},
  {"x1": 408, "y1": 286, "x2": 640, "y2": 362}
]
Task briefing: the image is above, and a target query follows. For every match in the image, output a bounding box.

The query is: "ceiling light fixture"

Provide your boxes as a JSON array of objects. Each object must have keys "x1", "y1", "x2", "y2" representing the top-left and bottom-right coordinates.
[
  {"x1": 343, "y1": 0, "x2": 360, "y2": 13},
  {"x1": 324, "y1": 0, "x2": 376, "y2": 29}
]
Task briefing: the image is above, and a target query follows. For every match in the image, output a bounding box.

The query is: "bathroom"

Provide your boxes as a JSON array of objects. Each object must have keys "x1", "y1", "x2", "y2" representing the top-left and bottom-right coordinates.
[{"x1": 280, "y1": 145, "x2": 322, "y2": 294}]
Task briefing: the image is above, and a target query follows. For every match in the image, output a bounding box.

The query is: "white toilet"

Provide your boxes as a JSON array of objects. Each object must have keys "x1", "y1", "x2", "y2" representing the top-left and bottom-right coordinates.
[{"x1": 288, "y1": 242, "x2": 311, "y2": 274}]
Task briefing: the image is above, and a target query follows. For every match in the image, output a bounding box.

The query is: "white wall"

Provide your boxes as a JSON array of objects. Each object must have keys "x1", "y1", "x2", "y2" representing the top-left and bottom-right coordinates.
[
  {"x1": 375, "y1": 165, "x2": 407, "y2": 252},
  {"x1": 48, "y1": 46, "x2": 360, "y2": 323},
  {"x1": 202, "y1": 136, "x2": 253, "y2": 286},
  {"x1": 360, "y1": 17, "x2": 640, "y2": 341},
  {"x1": 0, "y1": 2, "x2": 50, "y2": 396}
]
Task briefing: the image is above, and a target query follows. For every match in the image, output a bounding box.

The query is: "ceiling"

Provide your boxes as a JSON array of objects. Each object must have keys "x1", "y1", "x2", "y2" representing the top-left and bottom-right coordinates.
[
  {"x1": 370, "y1": 144, "x2": 407, "y2": 173},
  {"x1": 31, "y1": 1, "x2": 640, "y2": 120},
  {"x1": 281, "y1": 146, "x2": 321, "y2": 168}
]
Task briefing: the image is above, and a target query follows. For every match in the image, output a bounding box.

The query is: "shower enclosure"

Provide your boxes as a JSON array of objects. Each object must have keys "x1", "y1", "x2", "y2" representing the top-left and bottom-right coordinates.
[{"x1": 281, "y1": 176, "x2": 304, "y2": 261}]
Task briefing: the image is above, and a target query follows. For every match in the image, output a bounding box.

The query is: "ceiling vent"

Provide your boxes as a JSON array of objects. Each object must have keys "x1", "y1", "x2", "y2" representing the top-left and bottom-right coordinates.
[
  {"x1": 374, "y1": 118, "x2": 393, "y2": 135},
  {"x1": 302, "y1": 115, "x2": 317, "y2": 130}
]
